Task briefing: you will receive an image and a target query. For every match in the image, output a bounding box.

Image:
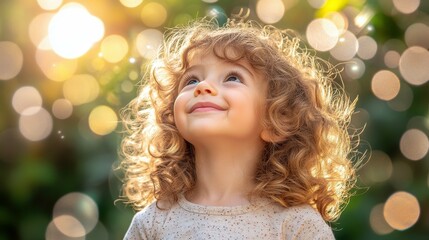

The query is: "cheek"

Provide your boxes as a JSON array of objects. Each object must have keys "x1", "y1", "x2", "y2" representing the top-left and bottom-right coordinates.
[
  {"x1": 173, "y1": 94, "x2": 187, "y2": 131},
  {"x1": 227, "y1": 92, "x2": 261, "y2": 123}
]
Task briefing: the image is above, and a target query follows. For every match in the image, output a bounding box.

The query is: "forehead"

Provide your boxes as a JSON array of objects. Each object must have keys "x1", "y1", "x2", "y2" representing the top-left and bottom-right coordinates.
[{"x1": 185, "y1": 47, "x2": 258, "y2": 75}]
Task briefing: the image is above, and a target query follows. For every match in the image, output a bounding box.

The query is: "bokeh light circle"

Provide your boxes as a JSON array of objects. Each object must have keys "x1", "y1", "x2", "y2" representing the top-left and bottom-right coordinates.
[
  {"x1": 392, "y1": 0, "x2": 420, "y2": 14},
  {"x1": 387, "y1": 82, "x2": 413, "y2": 112},
  {"x1": 53, "y1": 192, "x2": 99, "y2": 235},
  {"x1": 63, "y1": 74, "x2": 100, "y2": 105},
  {"x1": 53, "y1": 215, "x2": 86, "y2": 237},
  {"x1": 119, "y1": 0, "x2": 143, "y2": 8},
  {"x1": 369, "y1": 204, "x2": 394, "y2": 235},
  {"x1": 48, "y1": 3, "x2": 104, "y2": 59},
  {"x1": 0, "y1": 41, "x2": 24, "y2": 80},
  {"x1": 345, "y1": 58, "x2": 365, "y2": 80},
  {"x1": 384, "y1": 50, "x2": 400, "y2": 68},
  {"x1": 384, "y1": 191, "x2": 420, "y2": 230},
  {"x1": 136, "y1": 29, "x2": 163, "y2": 59},
  {"x1": 357, "y1": 36, "x2": 377, "y2": 60},
  {"x1": 52, "y1": 98, "x2": 73, "y2": 119},
  {"x1": 29, "y1": 13, "x2": 54, "y2": 50},
  {"x1": 399, "y1": 46, "x2": 429, "y2": 86},
  {"x1": 88, "y1": 105, "x2": 118, "y2": 135},
  {"x1": 45, "y1": 219, "x2": 85, "y2": 240},
  {"x1": 140, "y1": 2, "x2": 168, "y2": 27},
  {"x1": 400, "y1": 128, "x2": 429, "y2": 161},
  {"x1": 36, "y1": 48, "x2": 78, "y2": 81},
  {"x1": 325, "y1": 11, "x2": 348, "y2": 34},
  {"x1": 100, "y1": 35, "x2": 129, "y2": 63},
  {"x1": 371, "y1": 70, "x2": 400, "y2": 101},
  {"x1": 256, "y1": 0, "x2": 285, "y2": 24},
  {"x1": 306, "y1": 18, "x2": 339, "y2": 52},
  {"x1": 37, "y1": 0, "x2": 63, "y2": 11},
  {"x1": 330, "y1": 30, "x2": 358, "y2": 61},
  {"x1": 405, "y1": 23, "x2": 429, "y2": 49},
  {"x1": 19, "y1": 108, "x2": 53, "y2": 141},
  {"x1": 12, "y1": 86, "x2": 43, "y2": 115}
]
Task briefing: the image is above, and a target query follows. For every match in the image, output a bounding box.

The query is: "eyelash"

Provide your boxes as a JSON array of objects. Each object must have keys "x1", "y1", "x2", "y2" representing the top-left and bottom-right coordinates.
[
  {"x1": 224, "y1": 71, "x2": 243, "y2": 83},
  {"x1": 181, "y1": 71, "x2": 244, "y2": 87},
  {"x1": 182, "y1": 75, "x2": 199, "y2": 86}
]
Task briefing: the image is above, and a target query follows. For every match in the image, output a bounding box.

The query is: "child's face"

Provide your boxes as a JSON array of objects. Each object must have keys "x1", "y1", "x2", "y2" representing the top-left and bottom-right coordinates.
[{"x1": 173, "y1": 49, "x2": 267, "y2": 145}]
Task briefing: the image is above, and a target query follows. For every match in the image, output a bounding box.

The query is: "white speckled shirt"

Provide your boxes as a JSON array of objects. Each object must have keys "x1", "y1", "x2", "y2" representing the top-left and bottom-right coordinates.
[{"x1": 124, "y1": 195, "x2": 335, "y2": 240}]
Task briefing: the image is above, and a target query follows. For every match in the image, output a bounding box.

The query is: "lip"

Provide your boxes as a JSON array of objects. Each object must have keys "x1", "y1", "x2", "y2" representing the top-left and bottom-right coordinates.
[{"x1": 189, "y1": 101, "x2": 226, "y2": 113}]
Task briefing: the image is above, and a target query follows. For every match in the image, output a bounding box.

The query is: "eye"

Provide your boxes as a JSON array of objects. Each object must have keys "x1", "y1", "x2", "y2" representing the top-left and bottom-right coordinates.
[
  {"x1": 186, "y1": 78, "x2": 199, "y2": 85},
  {"x1": 225, "y1": 73, "x2": 242, "y2": 83},
  {"x1": 182, "y1": 75, "x2": 199, "y2": 86}
]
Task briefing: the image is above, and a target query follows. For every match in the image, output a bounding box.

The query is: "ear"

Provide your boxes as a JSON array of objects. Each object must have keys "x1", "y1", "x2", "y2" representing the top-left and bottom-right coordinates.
[{"x1": 260, "y1": 129, "x2": 285, "y2": 143}]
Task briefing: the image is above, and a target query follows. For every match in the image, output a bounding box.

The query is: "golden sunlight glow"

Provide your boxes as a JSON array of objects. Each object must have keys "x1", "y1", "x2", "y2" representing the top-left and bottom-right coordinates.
[
  {"x1": 36, "y1": 48, "x2": 77, "y2": 81},
  {"x1": 140, "y1": 2, "x2": 168, "y2": 27},
  {"x1": 256, "y1": 0, "x2": 286, "y2": 24},
  {"x1": 37, "y1": 0, "x2": 62, "y2": 11},
  {"x1": 0, "y1": 41, "x2": 23, "y2": 80},
  {"x1": 19, "y1": 108, "x2": 53, "y2": 141},
  {"x1": 371, "y1": 70, "x2": 400, "y2": 101},
  {"x1": 120, "y1": 0, "x2": 143, "y2": 8},
  {"x1": 369, "y1": 204, "x2": 394, "y2": 235},
  {"x1": 384, "y1": 191, "x2": 420, "y2": 230},
  {"x1": 63, "y1": 74, "x2": 100, "y2": 105},
  {"x1": 306, "y1": 18, "x2": 339, "y2": 51},
  {"x1": 100, "y1": 35, "x2": 129, "y2": 63},
  {"x1": 399, "y1": 46, "x2": 429, "y2": 86},
  {"x1": 88, "y1": 105, "x2": 118, "y2": 135},
  {"x1": 392, "y1": 0, "x2": 420, "y2": 14},
  {"x1": 136, "y1": 29, "x2": 163, "y2": 59},
  {"x1": 48, "y1": 3, "x2": 104, "y2": 59},
  {"x1": 400, "y1": 129, "x2": 429, "y2": 161}
]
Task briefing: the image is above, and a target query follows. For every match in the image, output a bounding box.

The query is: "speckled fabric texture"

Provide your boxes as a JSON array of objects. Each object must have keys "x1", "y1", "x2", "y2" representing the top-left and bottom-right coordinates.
[{"x1": 124, "y1": 195, "x2": 335, "y2": 240}]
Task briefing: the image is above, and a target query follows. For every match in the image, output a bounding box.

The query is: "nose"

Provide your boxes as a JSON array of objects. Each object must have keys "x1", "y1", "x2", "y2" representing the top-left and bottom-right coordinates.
[{"x1": 194, "y1": 81, "x2": 217, "y2": 97}]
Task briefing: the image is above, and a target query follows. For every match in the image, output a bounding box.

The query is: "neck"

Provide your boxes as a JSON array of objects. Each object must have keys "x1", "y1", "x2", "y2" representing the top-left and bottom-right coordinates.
[{"x1": 186, "y1": 138, "x2": 264, "y2": 206}]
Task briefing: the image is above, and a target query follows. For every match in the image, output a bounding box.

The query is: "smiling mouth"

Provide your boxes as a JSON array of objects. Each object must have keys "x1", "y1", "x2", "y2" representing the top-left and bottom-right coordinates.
[{"x1": 189, "y1": 102, "x2": 226, "y2": 113}]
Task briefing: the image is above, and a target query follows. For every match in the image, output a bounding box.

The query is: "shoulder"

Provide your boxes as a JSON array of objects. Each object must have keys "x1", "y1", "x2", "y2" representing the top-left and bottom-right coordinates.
[
  {"x1": 275, "y1": 204, "x2": 335, "y2": 240},
  {"x1": 124, "y1": 201, "x2": 172, "y2": 240}
]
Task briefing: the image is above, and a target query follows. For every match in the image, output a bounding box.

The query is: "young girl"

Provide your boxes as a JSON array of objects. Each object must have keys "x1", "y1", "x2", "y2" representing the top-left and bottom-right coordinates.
[{"x1": 120, "y1": 18, "x2": 357, "y2": 239}]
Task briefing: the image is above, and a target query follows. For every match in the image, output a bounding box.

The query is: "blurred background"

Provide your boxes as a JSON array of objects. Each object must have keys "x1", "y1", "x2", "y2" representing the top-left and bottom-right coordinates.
[{"x1": 0, "y1": 0, "x2": 428, "y2": 239}]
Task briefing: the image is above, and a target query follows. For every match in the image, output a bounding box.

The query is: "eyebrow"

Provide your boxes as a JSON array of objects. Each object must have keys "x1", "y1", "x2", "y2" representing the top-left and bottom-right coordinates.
[{"x1": 183, "y1": 61, "x2": 255, "y2": 78}]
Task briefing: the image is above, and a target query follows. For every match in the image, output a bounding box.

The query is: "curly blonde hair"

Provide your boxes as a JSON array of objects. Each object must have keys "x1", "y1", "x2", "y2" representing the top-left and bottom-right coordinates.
[{"x1": 120, "y1": 18, "x2": 358, "y2": 222}]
